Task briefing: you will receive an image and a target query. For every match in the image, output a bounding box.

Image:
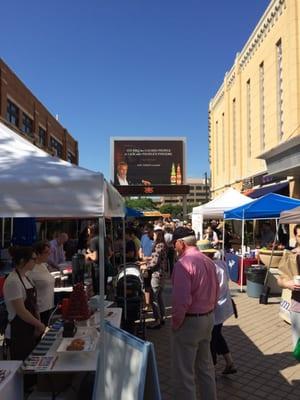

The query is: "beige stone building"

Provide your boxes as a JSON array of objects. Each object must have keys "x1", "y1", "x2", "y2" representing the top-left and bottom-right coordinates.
[
  {"x1": 209, "y1": 0, "x2": 300, "y2": 199},
  {"x1": 160, "y1": 177, "x2": 210, "y2": 205}
]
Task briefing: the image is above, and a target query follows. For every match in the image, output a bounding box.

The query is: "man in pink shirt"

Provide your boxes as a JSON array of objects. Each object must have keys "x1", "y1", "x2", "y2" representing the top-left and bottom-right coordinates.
[{"x1": 171, "y1": 227, "x2": 219, "y2": 400}]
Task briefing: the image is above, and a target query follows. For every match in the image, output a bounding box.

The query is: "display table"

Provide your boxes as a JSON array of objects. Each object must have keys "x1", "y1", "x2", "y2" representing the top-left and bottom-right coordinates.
[
  {"x1": 226, "y1": 253, "x2": 257, "y2": 285},
  {"x1": 0, "y1": 361, "x2": 23, "y2": 400},
  {"x1": 24, "y1": 308, "x2": 122, "y2": 374}
]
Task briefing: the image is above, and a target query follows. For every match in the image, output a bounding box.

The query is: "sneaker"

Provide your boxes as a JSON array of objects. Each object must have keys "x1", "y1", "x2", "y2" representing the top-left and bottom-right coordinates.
[{"x1": 222, "y1": 364, "x2": 237, "y2": 375}]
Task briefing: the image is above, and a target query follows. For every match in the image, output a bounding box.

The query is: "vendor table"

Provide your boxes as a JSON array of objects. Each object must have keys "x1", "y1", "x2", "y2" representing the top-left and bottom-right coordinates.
[
  {"x1": 0, "y1": 361, "x2": 23, "y2": 400},
  {"x1": 226, "y1": 253, "x2": 257, "y2": 285},
  {"x1": 24, "y1": 308, "x2": 122, "y2": 374}
]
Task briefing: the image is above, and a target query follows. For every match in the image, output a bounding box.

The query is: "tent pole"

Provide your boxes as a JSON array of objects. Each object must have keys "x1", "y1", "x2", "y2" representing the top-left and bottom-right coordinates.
[
  {"x1": 98, "y1": 217, "x2": 105, "y2": 399},
  {"x1": 10, "y1": 218, "x2": 13, "y2": 243},
  {"x1": 222, "y1": 221, "x2": 225, "y2": 261},
  {"x1": 110, "y1": 219, "x2": 116, "y2": 273},
  {"x1": 241, "y1": 217, "x2": 245, "y2": 293},
  {"x1": 1, "y1": 218, "x2": 4, "y2": 248},
  {"x1": 275, "y1": 219, "x2": 279, "y2": 242},
  {"x1": 122, "y1": 218, "x2": 127, "y2": 321},
  {"x1": 200, "y1": 214, "x2": 203, "y2": 240}
]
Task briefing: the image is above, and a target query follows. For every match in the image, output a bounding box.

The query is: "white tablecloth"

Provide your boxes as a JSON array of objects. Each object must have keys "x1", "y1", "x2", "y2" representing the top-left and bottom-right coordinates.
[
  {"x1": 0, "y1": 361, "x2": 23, "y2": 400},
  {"x1": 26, "y1": 308, "x2": 123, "y2": 374}
]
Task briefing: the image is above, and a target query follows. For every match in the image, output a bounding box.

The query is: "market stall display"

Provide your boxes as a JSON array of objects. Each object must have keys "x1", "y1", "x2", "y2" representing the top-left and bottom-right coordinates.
[
  {"x1": 66, "y1": 283, "x2": 90, "y2": 321},
  {"x1": 192, "y1": 188, "x2": 253, "y2": 240},
  {"x1": 224, "y1": 193, "x2": 300, "y2": 292},
  {"x1": 0, "y1": 361, "x2": 23, "y2": 400},
  {"x1": 226, "y1": 253, "x2": 257, "y2": 285},
  {"x1": 0, "y1": 121, "x2": 125, "y2": 398},
  {"x1": 23, "y1": 308, "x2": 122, "y2": 374}
]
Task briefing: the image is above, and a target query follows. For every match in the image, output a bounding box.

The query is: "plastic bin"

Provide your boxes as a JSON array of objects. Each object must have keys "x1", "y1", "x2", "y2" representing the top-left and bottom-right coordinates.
[{"x1": 246, "y1": 265, "x2": 267, "y2": 298}]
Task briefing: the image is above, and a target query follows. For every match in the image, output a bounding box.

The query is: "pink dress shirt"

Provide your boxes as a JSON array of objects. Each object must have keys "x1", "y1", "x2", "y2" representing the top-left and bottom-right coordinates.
[{"x1": 172, "y1": 246, "x2": 219, "y2": 330}]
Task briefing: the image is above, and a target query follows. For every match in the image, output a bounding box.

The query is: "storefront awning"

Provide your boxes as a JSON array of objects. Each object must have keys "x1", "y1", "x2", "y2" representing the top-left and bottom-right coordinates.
[{"x1": 246, "y1": 181, "x2": 289, "y2": 199}]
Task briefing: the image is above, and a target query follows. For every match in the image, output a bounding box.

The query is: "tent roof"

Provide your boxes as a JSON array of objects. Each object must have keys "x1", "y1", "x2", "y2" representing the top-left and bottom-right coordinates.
[
  {"x1": 0, "y1": 122, "x2": 124, "y2": 218},
  {"x1": 192, "y1": 188, "x2": 253, "y2": 218},
  {"x1": 224, "y1": 193, "x2": 300, "y2": 220},
  {"x1": 279, "y1": 206, "x2": 300, "y2": 224},
  {"x1": 125, "y1": 207, "x2": 143, "y2": 217}
]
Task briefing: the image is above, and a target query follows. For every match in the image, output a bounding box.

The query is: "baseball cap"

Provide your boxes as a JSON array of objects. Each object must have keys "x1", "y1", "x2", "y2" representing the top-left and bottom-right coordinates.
[{"x1": 172, "y1": 227, "x2": 195, "y2": 242}]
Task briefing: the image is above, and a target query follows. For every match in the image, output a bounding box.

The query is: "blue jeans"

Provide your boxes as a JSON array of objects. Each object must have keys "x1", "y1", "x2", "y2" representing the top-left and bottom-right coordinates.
[{"x1": 290, "y1": 311, "x2": 300, "y2": 348}]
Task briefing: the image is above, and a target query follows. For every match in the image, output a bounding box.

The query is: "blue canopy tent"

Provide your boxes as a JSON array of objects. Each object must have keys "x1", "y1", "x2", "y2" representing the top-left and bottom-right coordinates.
[
  {"x1": 224, "y1": 193, "x2": 300, "y2": 220},
  {"x1": 125, "y1": 207, "x2": 144, "y2": 218},
  {"x1": 224, "y1": 193, "x2": 300, "y2": 291}
]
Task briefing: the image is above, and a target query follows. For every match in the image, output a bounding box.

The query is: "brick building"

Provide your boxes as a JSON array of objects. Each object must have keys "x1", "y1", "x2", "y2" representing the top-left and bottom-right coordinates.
[{"x1": 0, "y1": 58, "x2": 78, "y2": 164}]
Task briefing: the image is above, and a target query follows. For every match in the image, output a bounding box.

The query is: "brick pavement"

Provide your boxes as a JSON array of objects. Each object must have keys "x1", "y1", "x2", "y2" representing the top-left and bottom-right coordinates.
[{"x1": 146, "y1": 281, "x2": 300, "y2": 400}]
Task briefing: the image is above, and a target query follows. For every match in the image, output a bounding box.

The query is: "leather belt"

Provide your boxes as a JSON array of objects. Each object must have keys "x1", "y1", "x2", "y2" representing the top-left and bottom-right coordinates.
[{"x1": 186, "y1": 311, "x2": 213, "y2": 317}]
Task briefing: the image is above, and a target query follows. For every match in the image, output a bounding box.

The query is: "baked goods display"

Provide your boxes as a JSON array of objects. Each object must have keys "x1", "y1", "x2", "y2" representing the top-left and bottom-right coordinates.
[
  {"x1": 66, "y1": 283, "x2": 91, "y2": 321},
  {"x1": 66, "y1": 338, "x2": 85, "y2": 351}
]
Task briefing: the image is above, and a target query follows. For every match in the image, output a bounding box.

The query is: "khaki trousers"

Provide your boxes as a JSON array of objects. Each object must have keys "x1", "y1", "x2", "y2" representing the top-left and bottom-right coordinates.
[{"x1": 171, "y1": 314, "x2": 217, "y2": 400}]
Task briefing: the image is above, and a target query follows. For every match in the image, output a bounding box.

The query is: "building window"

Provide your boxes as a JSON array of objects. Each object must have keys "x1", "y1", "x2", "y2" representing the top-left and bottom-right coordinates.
[
  {"x1": 232, "y1": 98, "x2": 236, "y2": 165},
  {"x1": 50, "y1": 136, "x2": 63, "y2": 158},
  {"x1": 67, "y1": 151, "x2": 75, "y2": 164},
  {"x1": 222, "y1": 112, "x2": 225, "y2": 172},
  {"x1": 6, "y1": 100, "x2": 19, "y2": 127},
  {"x1": 215, "y1": 120, "x2": 219, "y2": 175},
  {"x1": 38, "y1": 127, "x2": 46, "y2": 146},
  {"x1": 246, "y1": 79, "x2": 251, "y2": 158},
  {"x1": 276, "y1": 39, "x2": 284, "y2": 140},
  {"x1": 259, "y1": 62, "x2": 265, "y2": 150},
  {"x1": 21, "y1": 113, "x2": 33, "y2": 136}
]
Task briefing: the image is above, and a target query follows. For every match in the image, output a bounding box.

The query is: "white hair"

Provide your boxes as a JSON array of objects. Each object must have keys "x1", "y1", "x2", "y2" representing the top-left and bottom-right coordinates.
[{"x1": 182, "y1": 235, "x2": 197, "y2": 246}]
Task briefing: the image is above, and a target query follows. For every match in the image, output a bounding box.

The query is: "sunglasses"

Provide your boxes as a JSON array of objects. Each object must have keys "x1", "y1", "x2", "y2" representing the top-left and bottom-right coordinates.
[{"x1": 31, "y1": 257, "x2": 37, "y2": 261}]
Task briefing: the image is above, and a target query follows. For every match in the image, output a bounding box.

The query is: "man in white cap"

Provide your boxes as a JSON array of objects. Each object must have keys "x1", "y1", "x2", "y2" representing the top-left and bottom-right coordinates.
[{"x1": 171, "y1": 227, "x2": 218, "y2": 400}]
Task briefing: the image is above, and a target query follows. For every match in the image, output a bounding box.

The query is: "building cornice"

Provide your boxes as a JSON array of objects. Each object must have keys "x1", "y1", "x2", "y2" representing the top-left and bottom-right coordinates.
[
  {"x1": 239, "y1": 0, "x2": 286, "y2": 70},
  {"x1": 209, "y1": 0, "x2": 286, "y2": 110}
]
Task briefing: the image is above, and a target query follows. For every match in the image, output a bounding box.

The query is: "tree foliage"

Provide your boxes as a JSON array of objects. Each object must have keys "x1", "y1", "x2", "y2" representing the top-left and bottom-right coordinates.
[{"x1": 125, "y1": 198, "x2": 157, "y2": 210}]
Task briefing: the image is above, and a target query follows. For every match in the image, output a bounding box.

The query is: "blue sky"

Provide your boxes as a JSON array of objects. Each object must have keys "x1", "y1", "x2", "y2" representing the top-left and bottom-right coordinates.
[{"x1": 0, "y1": 0, "x2": 270, "y2": 180}]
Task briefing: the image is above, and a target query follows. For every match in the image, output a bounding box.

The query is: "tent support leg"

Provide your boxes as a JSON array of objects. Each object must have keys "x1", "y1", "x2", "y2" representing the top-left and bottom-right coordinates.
[
  {"x1": 1, "y1": 218, "x2": 4, "y2": 248},
  {"x1": 122, "y1": 218, "x2": 127, "y2": 321},
  {"x1": 222, "y1": 222, "x2": 225, "y2": 261},
  {"x1": 98, "y1": 217, "x2": 105, "y2": 399},
  {"x1": 240, "y1": 219, "x2": 245, "y2": 293}
]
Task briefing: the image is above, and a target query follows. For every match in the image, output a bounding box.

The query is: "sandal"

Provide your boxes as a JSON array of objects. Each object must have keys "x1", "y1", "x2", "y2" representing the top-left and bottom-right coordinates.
[{"x1": 222, "y1": 364, "x2": 237, "y2": 375}]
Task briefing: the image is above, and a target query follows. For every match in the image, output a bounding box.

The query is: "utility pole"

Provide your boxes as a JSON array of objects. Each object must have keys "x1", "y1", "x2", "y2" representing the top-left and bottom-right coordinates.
[{"x1": 204, "y1": 172, "x2": 209, "y2": 202}]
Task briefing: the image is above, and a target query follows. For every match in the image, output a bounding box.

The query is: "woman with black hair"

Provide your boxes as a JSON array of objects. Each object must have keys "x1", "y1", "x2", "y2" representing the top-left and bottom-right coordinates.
[{"x1": 3, "y1": 246, "x2": 45, "y2": 361}]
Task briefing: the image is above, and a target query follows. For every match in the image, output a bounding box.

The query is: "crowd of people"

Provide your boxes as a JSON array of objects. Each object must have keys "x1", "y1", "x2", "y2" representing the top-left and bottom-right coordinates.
[{"x1": 3, "y1": 215, "x2": 300, "y2": 399}]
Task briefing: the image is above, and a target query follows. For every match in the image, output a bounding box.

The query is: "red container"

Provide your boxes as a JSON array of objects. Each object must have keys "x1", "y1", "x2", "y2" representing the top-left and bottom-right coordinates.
[
  {"x1": 0, "y1": 277, "x2": 5, "y2": 298},
  {"x1": 61, "y1": 298, "x2": 70, "y2": 319}
]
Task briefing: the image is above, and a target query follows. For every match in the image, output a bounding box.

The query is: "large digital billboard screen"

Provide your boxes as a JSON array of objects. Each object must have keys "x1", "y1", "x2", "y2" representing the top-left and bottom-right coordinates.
[{"x1": 111, "y1": 138, "x2": 186, "y2": 186}]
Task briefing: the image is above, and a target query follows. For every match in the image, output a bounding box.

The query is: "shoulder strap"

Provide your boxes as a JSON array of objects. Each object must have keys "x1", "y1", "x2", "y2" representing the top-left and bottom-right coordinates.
[
  {"x1": 15, "y1": 269, "x2": 28, "y2": 291},
  {"x1": 15, "y1": 269, "x2": 34, "y2": 290}
]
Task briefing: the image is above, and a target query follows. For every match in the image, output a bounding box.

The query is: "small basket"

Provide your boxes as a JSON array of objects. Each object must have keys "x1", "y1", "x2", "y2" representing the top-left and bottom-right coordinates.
[{"x1": 258, "y1": 249, "x2": 283, "y2": 268}]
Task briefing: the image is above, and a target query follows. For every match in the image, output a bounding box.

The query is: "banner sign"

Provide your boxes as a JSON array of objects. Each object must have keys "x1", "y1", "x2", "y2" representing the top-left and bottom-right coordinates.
[{"x1": 111, "y1": 138, "x2": 186, "y2": 187}]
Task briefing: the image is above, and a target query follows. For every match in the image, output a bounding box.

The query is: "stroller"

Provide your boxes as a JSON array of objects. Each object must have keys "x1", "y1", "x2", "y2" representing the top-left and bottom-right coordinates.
[{"x1": 115, "y1": 263, "x2": 145, "y2": 339}]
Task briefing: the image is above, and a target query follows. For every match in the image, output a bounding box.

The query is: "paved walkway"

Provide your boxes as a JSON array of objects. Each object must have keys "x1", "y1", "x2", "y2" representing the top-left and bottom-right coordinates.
[{"x1": 146, "y1": 281, "x2": 300, "y2": 400}]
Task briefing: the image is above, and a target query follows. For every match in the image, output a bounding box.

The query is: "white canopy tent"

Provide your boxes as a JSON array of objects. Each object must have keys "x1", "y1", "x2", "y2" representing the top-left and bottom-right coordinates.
[
  {"x1": 192, "y1": 188, "x2": 253, "y2": 239},
  {"x1": 0, "y1": 121, "x2": 125, "y2": 398}
]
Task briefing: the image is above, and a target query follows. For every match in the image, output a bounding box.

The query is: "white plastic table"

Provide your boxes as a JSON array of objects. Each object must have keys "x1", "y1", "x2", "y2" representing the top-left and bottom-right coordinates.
[
  {"x1": 0, "y1": 361, "x2": 23, "y2": 400},
  {"x1": 24, "y1": 307, "x2": 123, "y2": 374}
]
